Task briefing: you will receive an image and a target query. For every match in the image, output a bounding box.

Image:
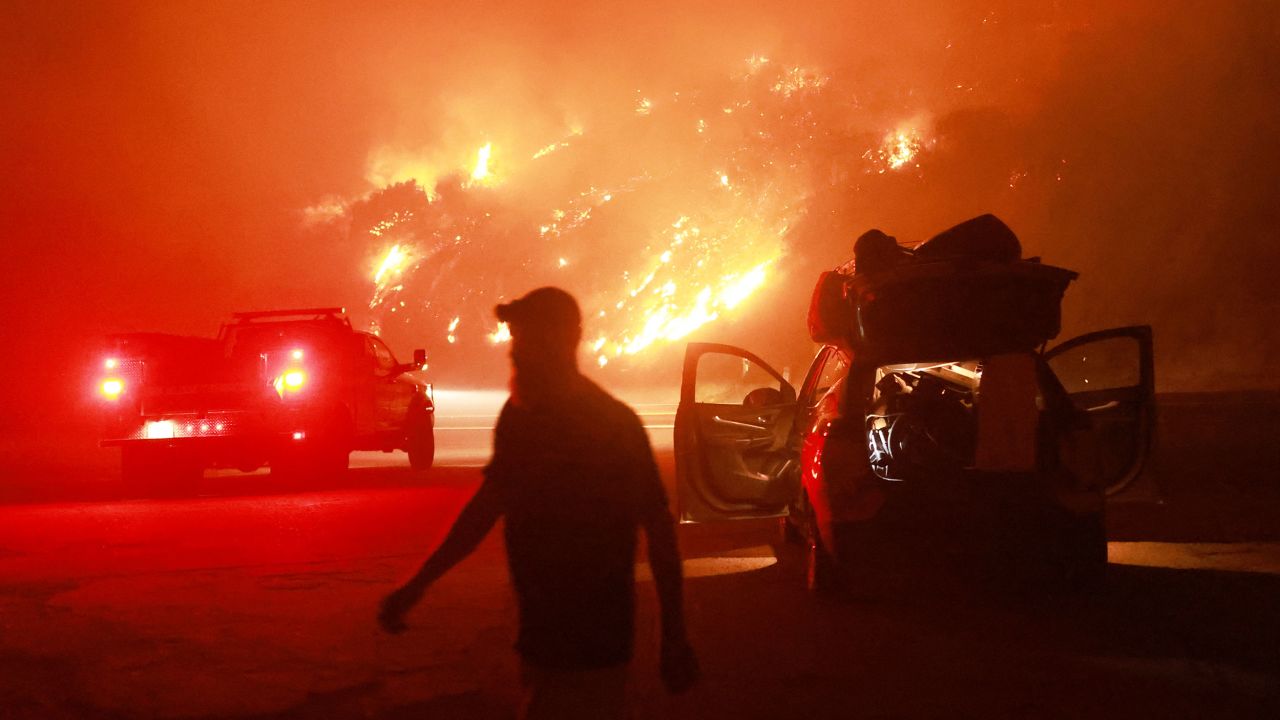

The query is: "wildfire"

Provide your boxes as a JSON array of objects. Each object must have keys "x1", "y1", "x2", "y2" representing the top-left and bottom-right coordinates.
[
  {"x1": 616, "y1": 259, "x2": 777, "y2": 356},
  {"x1": 771, "y1": 66, "x2": 829, "y2": 98},
  {"x1": 336, "y1": 56, "x2": 935, "y2": 371},
  {"x1": 373, "y1": 244, "x2": 409, "y2": 284},
  {"x1": 885, "y1": 132, "x2": 920, "y2": 170},
  {"x1": 488, "y1": 322, "x2": 511, "y2": 344},
  {"x1": 370, "y1": 243, "x2": 414, "y2": 310},
  {"x1": 470, "y1": 143, "x2": 493, "y2": 184},
  {"x1": 869, "y1": 122, "x2": 932, "y2": 174}
]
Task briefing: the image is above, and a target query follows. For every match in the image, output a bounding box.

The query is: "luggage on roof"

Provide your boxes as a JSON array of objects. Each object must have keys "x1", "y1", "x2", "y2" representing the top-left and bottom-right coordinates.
[{"x1": 808, "y1": 215, "x2": 1077, "y2": 363}]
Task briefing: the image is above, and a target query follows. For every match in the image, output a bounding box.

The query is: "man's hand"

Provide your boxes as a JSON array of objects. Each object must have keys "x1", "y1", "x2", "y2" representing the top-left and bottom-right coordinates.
[
  {"x1": 660, "y1": 637, "x2": 700, "y2": 694},
  {"x1": 378, "y1": 585, "x2": 422, "y2": 634}
]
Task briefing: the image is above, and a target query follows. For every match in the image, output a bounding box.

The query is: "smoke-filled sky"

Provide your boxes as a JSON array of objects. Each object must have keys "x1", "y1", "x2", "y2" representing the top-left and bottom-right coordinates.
[{"x1": 3, "y1": 0, "x2": 1278, "y2": 422}]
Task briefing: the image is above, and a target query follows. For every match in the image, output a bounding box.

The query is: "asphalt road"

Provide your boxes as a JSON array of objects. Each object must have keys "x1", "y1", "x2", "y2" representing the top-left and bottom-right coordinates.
[{"x1": 2, "y1": 391, "x2": 1278, "y2": 718}]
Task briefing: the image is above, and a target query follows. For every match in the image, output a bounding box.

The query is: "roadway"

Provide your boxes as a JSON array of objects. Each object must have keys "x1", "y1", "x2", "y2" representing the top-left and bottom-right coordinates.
[{"x1": 1, "y1": 390, "x2": 1278, "y2": 718}]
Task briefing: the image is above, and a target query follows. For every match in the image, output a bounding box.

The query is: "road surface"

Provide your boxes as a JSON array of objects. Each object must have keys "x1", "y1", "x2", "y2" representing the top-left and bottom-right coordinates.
[{"x1": 1, "y1": 390, "x2": 1278, "y2": 718}]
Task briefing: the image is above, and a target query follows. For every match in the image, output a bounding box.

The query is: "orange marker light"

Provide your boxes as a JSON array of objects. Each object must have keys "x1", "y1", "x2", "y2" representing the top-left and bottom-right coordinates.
[
  {"x1": 100, "y1": 378, "x2": 124, "y2": 400},
  {"x1": 283, "y1": 370, "x2": 306, "y2": 389}
]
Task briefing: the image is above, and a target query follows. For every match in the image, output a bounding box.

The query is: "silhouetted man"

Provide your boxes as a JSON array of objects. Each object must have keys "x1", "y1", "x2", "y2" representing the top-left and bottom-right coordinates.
[{"x1": 379, "y1": 286, "x2": 697, "y2": 718}]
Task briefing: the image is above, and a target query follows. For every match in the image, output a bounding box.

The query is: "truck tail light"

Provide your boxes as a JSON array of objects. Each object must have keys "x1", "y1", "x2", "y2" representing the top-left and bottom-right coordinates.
[
  {"x1": 97, "y1": 356, "x2": 143, "y2": 402},
  {"x1": 273, "y1": 369, "x2": 308, "y2": 398},
  {"x1": 269, "y1": 348, "x2": 310, "y2": 399},
  {"x1": 100, "y1": 378, "x2": 125, "y2": 400}
]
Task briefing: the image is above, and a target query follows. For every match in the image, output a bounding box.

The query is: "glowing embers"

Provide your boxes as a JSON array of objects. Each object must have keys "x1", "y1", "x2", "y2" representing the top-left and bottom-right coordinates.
[
  {"x1": 884, "y1": 132, "x2": 921, "y2": 171},
  {"x1": 868, "y1": 122, "x2": 933, "y2": 174},
  {"x1": 770, "y1": 66, "x2": 829, "y2": 98}
]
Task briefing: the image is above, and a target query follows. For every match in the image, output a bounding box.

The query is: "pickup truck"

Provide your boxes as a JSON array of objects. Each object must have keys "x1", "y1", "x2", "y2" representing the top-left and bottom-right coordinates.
[{"x1": 95, "y1": 308, "x2": 434, "y2": 490}]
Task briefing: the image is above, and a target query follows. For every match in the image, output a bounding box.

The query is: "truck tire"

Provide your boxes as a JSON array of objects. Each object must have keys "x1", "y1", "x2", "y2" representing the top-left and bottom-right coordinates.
[{"x1": 407, "y1": 411, "x2": 435, "y2": 471}]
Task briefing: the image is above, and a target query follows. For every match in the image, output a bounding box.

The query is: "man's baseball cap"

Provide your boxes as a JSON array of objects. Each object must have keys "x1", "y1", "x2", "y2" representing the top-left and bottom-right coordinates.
[{"x1": 494, "y1": 287, "x2": 581, "y2": 335}]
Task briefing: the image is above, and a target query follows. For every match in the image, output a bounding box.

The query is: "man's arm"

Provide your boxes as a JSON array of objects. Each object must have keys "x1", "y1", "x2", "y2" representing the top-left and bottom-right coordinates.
[
  {"x1": 378, "y1": 480, "x2": 504, "y2": 632},
  {"x1": 634, "y1": 424, "x2": 699, "y2": 692},
  {"x1": 644, "y1": 506, "x2": 687, "y2": 643},
  {"x1": 645, "y1": 498, "x2": 699, "y2": 693}
]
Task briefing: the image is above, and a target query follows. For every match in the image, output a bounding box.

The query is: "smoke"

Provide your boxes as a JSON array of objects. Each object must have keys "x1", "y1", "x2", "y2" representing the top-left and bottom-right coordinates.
[
  {"x1": 319, "y1": 1, "x2": 1280, "y2": 390},
  {"x1": 3, "y1": 0, "x2": 1278, "y2": 428}
]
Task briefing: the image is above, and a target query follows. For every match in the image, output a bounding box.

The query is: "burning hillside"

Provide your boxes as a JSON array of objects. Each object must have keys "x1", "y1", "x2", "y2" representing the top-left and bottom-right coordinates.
[{"x1": 313, "y1": 58, "x2": 933, "y2": 376}]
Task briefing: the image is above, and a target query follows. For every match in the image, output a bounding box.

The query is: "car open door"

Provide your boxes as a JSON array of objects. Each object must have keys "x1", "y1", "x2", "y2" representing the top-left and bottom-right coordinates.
[
  {"x1": 1045, "y1": 325, "x2": 1155, "y2": 495},
  {"x1": 674, "y1": 343, "x2": 800, "y2": 523}
]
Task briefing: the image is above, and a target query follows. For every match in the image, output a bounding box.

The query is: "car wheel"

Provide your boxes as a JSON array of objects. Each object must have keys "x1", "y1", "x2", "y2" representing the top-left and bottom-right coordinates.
[{"x1": 407, "y1": 411, "x2": 435, "y2": 471}]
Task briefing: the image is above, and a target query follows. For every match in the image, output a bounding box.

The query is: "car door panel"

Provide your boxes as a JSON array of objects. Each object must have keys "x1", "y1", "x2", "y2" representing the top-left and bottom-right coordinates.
[
  {"x1": 675, "y1": 343, "x2": 799, "y2": 522},
  {"x1": 1045, "y1": 325, "x2": 1155, "y2": 495}
]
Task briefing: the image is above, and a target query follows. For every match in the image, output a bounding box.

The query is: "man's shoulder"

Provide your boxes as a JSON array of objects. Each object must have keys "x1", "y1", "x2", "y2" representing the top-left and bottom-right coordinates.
[{"x1": 576, "y1": 378, "x2": 644, "y2": 428}]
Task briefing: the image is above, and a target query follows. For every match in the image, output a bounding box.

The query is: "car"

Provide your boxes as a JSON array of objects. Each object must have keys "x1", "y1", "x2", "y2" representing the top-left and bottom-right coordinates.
[
  {"x1": 673, "y1": 216, "x2": 1155, "y2": 591},
  {"x1": 94, "y1": 308, "x2": 435, "y2": 490}
]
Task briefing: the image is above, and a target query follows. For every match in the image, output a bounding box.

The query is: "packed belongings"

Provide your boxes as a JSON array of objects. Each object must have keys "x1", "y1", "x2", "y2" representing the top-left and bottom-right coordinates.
[{"x1": 807, "y1": 214, "x2": 1078, "y2": 363}]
